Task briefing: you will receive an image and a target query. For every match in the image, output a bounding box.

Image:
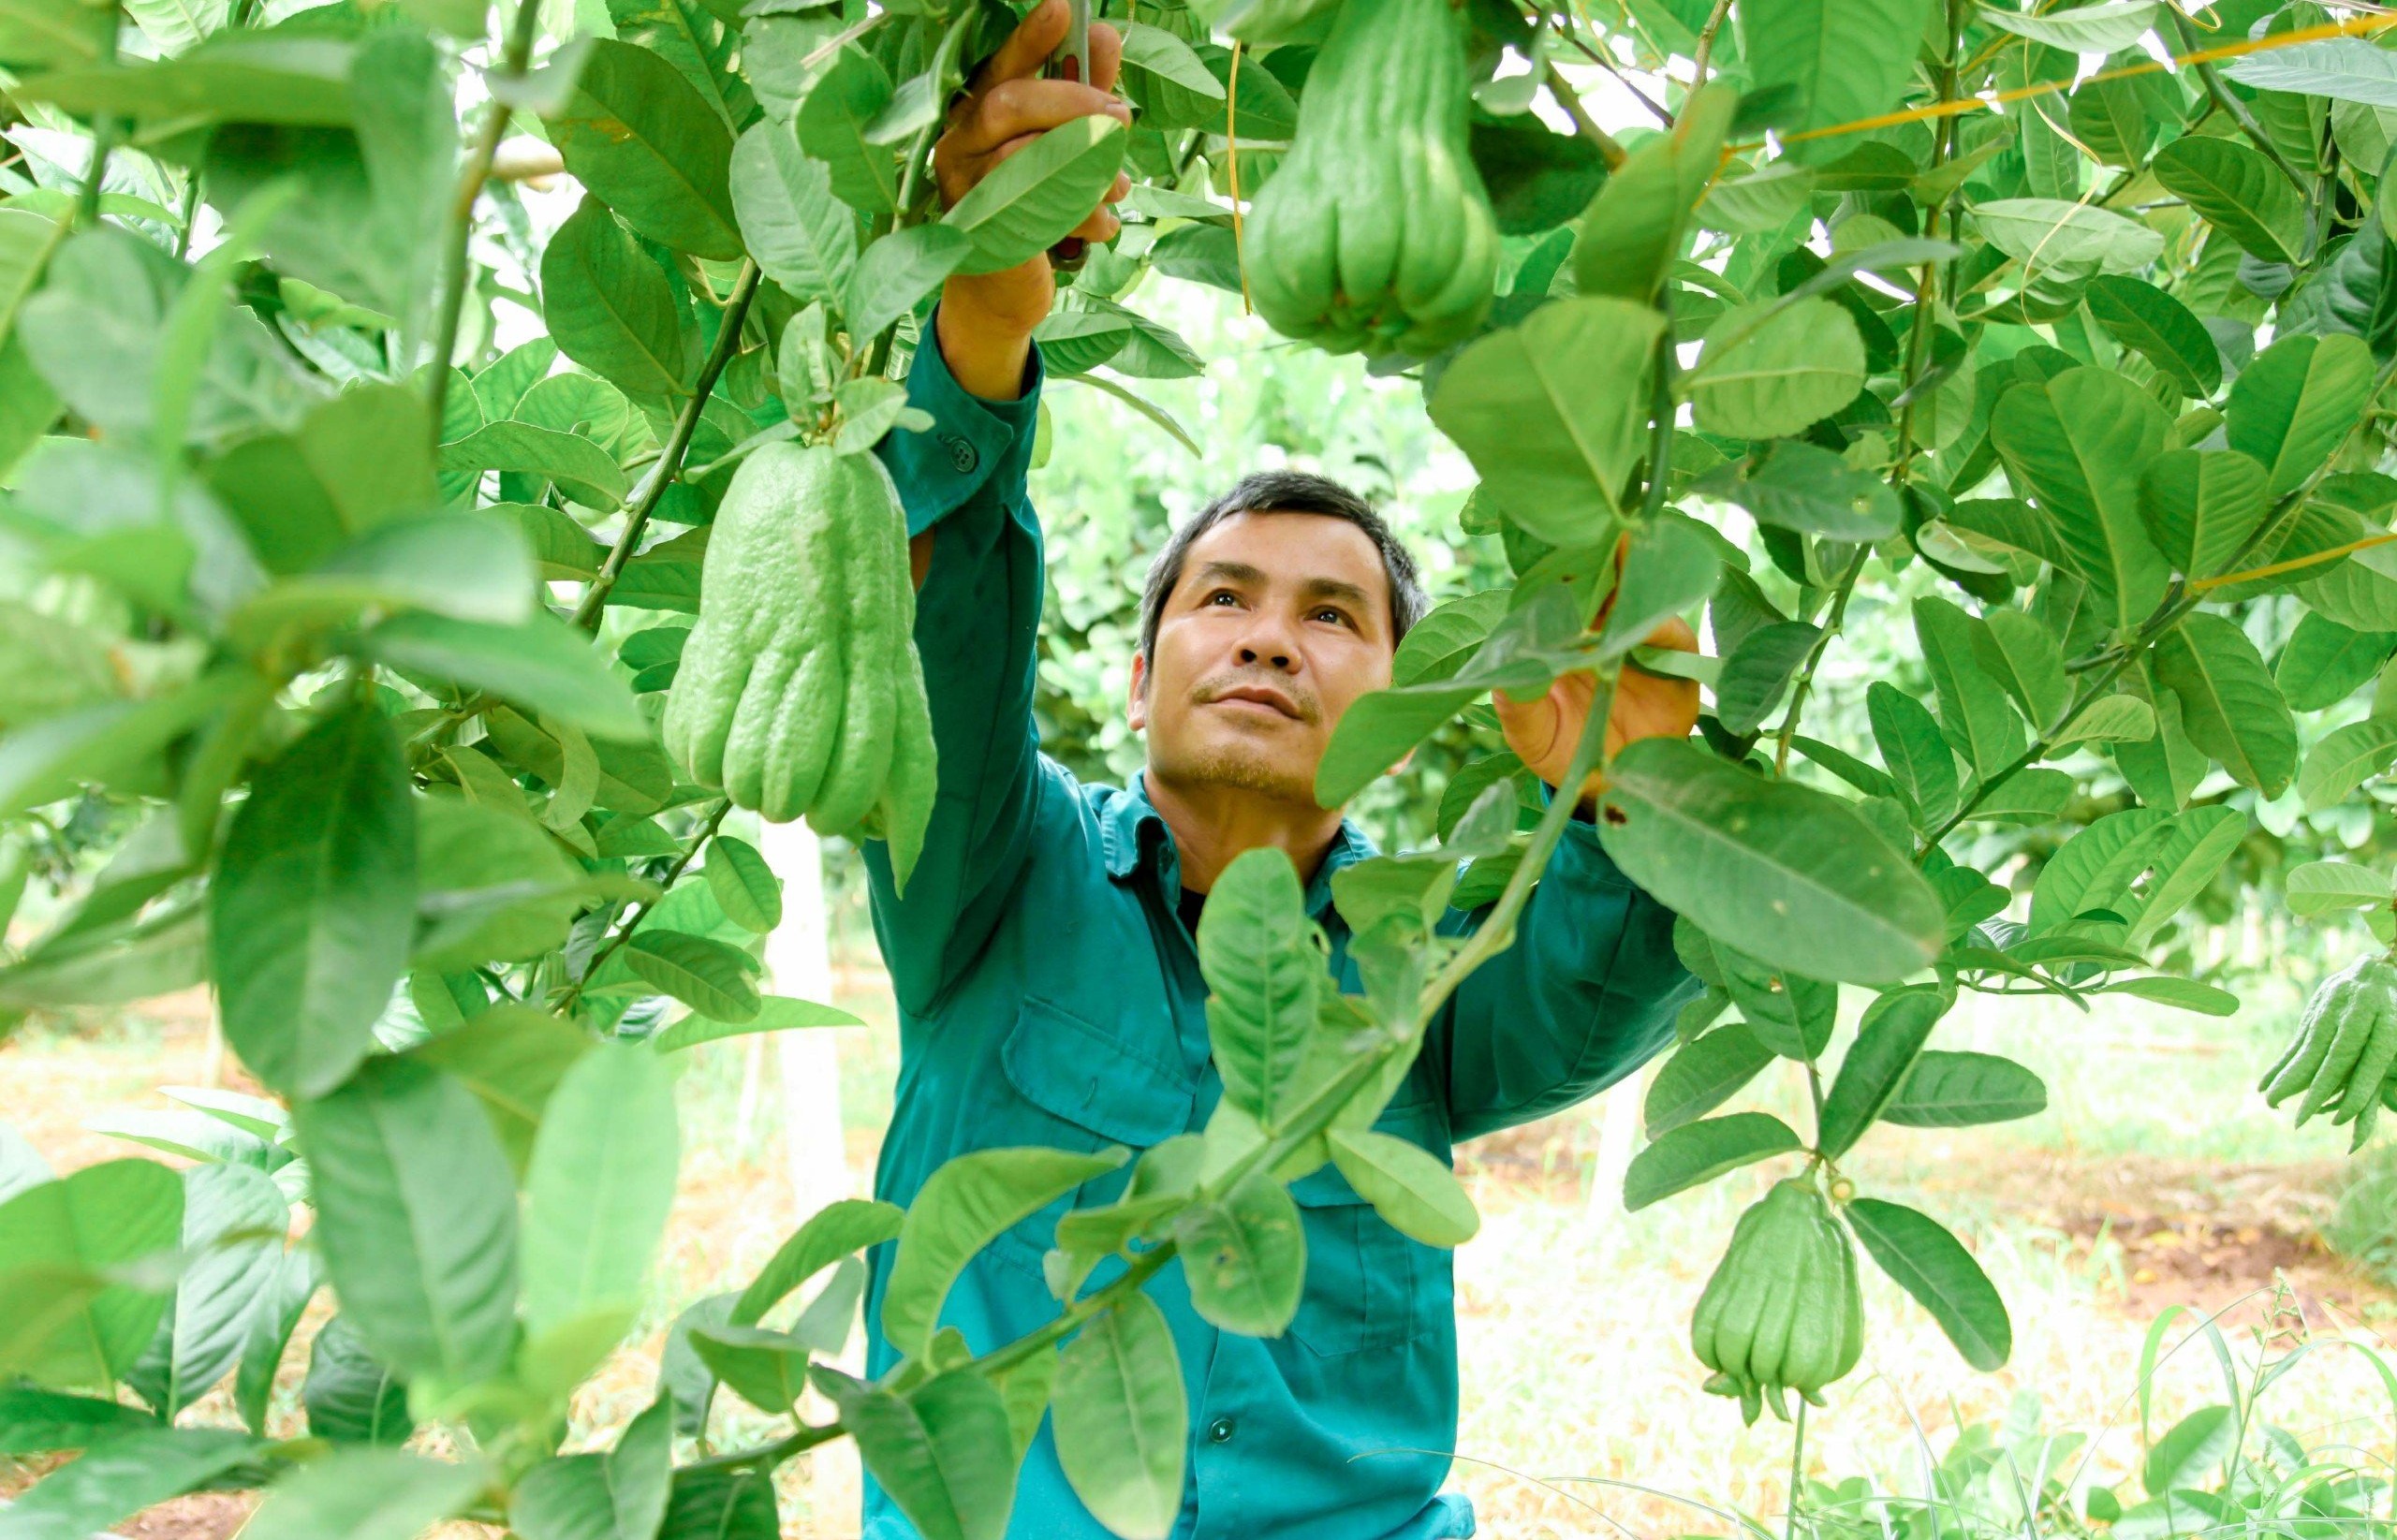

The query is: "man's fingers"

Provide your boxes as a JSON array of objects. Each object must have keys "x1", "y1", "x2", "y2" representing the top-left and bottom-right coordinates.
[
  {"x1": 1087, "y1": 21, "x2": 1124, "y2": 93},
  {"x1": 955, "y1": 76, "x2": 1127, "y2": 158},
  {"x1": 970, "y1": 0, "x2": 1070, "y2": 93}
]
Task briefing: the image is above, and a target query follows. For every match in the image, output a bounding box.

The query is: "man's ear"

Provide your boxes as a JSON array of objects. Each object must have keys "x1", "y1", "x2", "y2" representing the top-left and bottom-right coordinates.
[{"x1": 1126, "y1": 652, "x2": 1148, "y2": 731}]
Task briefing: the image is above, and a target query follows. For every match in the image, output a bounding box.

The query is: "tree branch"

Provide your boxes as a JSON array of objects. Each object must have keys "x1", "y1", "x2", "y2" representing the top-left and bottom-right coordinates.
[
  {"x1": 572, "y1": 261, "x2": 764, "y2": 628},
  {"x1": 425, "y1": 0, "x2": 547, "y2": 445}
]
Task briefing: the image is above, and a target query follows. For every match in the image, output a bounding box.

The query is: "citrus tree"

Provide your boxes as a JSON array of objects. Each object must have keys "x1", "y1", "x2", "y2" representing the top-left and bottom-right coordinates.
[{"x1": 7, "y1": 0, "x2": 2397, "y2": 1533}]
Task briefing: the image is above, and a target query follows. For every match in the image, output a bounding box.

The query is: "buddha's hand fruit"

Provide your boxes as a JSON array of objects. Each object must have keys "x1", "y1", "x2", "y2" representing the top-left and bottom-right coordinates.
[
  {"x1": 662, "y1": 442, "x2": 936, "y2": 888},
  {"x1": 1242, "y1": 0, "x2": 1498, "y2": 357},
  {"x1": 2261, "y1": 952, "x2": 2397, "y2": 1150},
  {"x1": 1691, "y1": 1177, "x2": 1863, "y2": 1425}
]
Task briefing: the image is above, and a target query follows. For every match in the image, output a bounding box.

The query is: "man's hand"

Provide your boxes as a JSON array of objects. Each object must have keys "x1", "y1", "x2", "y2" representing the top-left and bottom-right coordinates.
[
  {"x1": 1495, "y1": 618, "x2": 1702, "y2": 812},
  {"x1": 932, "y1": 0, "x2": 1128, "y2": 400}
]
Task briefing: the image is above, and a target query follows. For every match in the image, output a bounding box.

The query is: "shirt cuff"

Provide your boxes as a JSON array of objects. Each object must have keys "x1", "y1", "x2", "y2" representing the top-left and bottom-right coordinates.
[{"x1": 875, "y1": 310, "x2": 1046, "y2": 539}]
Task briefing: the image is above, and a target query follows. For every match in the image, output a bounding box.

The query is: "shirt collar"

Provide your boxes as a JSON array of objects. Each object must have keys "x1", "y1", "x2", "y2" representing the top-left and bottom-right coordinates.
[{"x1": 1099, "y1": 774, "x2": 1379, "y2": 920}]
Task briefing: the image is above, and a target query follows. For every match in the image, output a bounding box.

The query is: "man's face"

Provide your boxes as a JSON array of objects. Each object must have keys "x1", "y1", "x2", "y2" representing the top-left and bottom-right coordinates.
[{"x1": 1129, "y1": 510, "x2": 1397, "y2": 807}]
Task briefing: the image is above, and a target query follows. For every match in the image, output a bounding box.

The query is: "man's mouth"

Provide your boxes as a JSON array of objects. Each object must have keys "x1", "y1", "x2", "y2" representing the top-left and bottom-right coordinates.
[{"x1": 1204, "y1": 684, "x2": 1305, "y2": 721}]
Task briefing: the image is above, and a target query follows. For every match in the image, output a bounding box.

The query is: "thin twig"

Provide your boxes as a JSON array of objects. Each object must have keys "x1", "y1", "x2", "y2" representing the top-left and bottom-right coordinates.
[
  {"x1": 552, "y1": 799, "x2": 731, "y2": 1019},
  {"x1": 425, "y1": 0, "x2": 546, "y2": 445},
  {"x1": 1546, "y1": 66, "x2": 1629, "y2": 170},
  {"x1": 573, "y1": 261, "x2": 764, "y2": 628},
  {"x1": 1689, "y1": 0, "x2": 1735, "y2": 86}
]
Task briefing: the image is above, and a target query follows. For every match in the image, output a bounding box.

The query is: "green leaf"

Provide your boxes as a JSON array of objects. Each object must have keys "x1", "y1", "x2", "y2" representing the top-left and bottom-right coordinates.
[
  {"x1": 1974, "y1": 609, "x2": 2070, "y2": 733},
  {"x1": 2226, "y1": 333, "x2": 2378, "y2": 497},
  {"x1": 1198, "y1": 847, "x2": 1325, "y2": 1131},
  {"x1": 1598, "y1": 737, "x2": 1948, "y2": 984},
  {"x1": 0, "y1": 1160, "x2": 181, "y2": 1389},
  {"x1": 22, "y1": 35, "x2": 357, "y2": 127},
  {"x1": 1816, "y1": 987, "x2": 1949, "y2": 1159},
  {"x1": 2223, "y1": 37, "x2": 2397, "y2": 105},
  {"x1": 2122, "y1": 805, "x2": 2247, "y2": 942},
  {"x1": 655, "y1": 1467, "x2": 778, "y2": 1540},
  {"x1": 1693, "y1": 440, "x2": 1902, "y2": 541},
  {"x1": 2152, "y1": 136, "x2": 2304, "y2": 266},
  {"x1": 2098, "y1": 975, "x2": 2241, "y2": 1015},
  {"x1": 2287, "y1": 859, "x2": 2392, "y2": 916},
  {"x1": 651, "y1": 994, "x2": 863, "y2": 1052},
  {"x1": 1428, "y1": 295, "x2": 1664, "y2": 547},
  {"x1": 2299, "y1": 716, "x2": 2397, "y2": 812},
  {"x1": 1983, "y1": 1, "x2": 2157, "y2": 52},
  {"x1": 2152, "y1": 612, "x2": 2298, "y2": 797},
  {"x1": 1740, "y1": 0, "x2": 1936, "y2": 164},
  {"x1": 847, "y1": 224, "x2": 973, "y2": 345},
  {"x1": 212, "y1": 702, "x2": 416, "y2": 1100},
  {"x1": 1326, "y1": 1129, "x2": 1479, "y2": 1247},
  {"x1": 1051, "y1": 1293, "x2": 1185, "y2": 1540},
  {"x1": 2084, "y1": 275, "x2": 2222, "y2": 398},
  {"x1": 291, "y1": 1057, "x2": 518, "y2": 1386},
  {"x1": 624, "y1": 931, "x2": 762, "y2": 1023},
  {"x1": 839, "y1": 1371, "x2": 1017, "y2": 1540},
  {"x1": 944, "y1": 115, "x2": 1126, "y2": 277},
  {"x1": 438, "y1": 420, "x2": 629, "y2": 508},
  {"x1": 132, "y1": 1162, "x2": 287, "y2": 1419},
  {"x1": 0, "y1": 1429, "x2": 259, "y2": 1540},
  {"x1": 882, "y1": 1146, "x2": 1125, "y2": 1359},
  {"x1": 732, "y1": 120, "x2": 858, "y2": 308},
  {"x1": 1915, "y1": 597, "x2": 2027, "y2": 780},
  {"x1": 2138, "y1": 449, "x2": 2269, "y2": 579},
  {"x1": 540, "y1": 198, "x2": 689, "y2": 402},
  {"x1": 301, "y1": 1313, "x2": 410, "y2": 1446},
  {"x1": 797, "y1": 47, "x2": 898, "y2": 215},
  {"x1": 1990, "y1": 368, "x2": 2173, "y2": 630},
  {"x1": 0, "y1": 0, "x2": 114, "y2": 68},
  {"x1": 1714, "y1": 621, "x2": 1821, "y2": 737},
  {"x1": 1622, "y1": 1111, "x2": 1802, "y2": 1210},
  {"x1": 522, "y1": 1043, "x2": 679, "y2": 1342},
  {"x1": 1688, "y1": 298, "x2": 1866, "y2": 439},
  {"x1": 0, "y1": 1388, "x2": 160, "y2": 1454},
  {"x1": 1314, "y1": 583, "x2": 1590, "y2": 808},
  {"x1": 733, "y1": 1197, "x2": 904, "y2": 1327},
  {"x1": 1644, "y1": 1022, "x2": 1776, "y2": 1137},
  {"x1": 1880, "y1": 1051, "x2": 2049, "y2": 1125},
  {"x1": 688, "y1": 1323, "x2": 814, "y2": 1413},
  {"x1": 1173, "y1": 1170, "x2": 1305, "y2": 1336},
  {"x1": 549, "y1": 38, "x2": 742, "y2": 259},
  {"x1": 0, "y1": 669, "x2": 252, "y2": 826},
  {"x1": 362, "y1": 612, "x2": 648, "y2": 741},
  {"x1": 1868, "y1": 682, "x2": 1962, "y2": 828},
  {"x1": 1844, "y1": 1196, "x2": 2011, "y2": 1370},
  {"x1": 1969, "y1": 198, "x2": 2164, "y2": 274},
  {"x1": 242, "y1": 1447, "x2": 486, "y2": 1540},
  {"x1": 1573, "y1": 82, "x2": 1733, "y2": 300},
  {"x1": 703, "y1": 835, "x2": 782, "y2": 931},
  {"x1": 509, "y1": 1394, "x2": 673, "y2": 1540},
  {"x1": 1601, "y1": 516, "x2": 1719, "y2": 657},
  {"x1": 2028, "y1": 806, "x2": 2173, "y2": 932},
  {"x1": 2277, "y1": 613, "x2": 2397, "y2": 711}
]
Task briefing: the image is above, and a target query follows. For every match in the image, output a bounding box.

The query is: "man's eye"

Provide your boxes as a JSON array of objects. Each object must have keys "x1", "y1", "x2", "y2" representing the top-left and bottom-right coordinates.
[
  {"x1": 1206, "y1": 591, "x2": 1239, "y2": 607},
  {"x1": 1313, "y1": 608, "x2": 1350, "y2": 626}
]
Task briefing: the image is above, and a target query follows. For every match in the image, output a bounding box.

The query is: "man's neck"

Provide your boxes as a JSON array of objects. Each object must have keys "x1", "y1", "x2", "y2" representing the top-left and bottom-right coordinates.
[{"x1": 1141, "y1": 771, "x2": 1346, "y2": 895}]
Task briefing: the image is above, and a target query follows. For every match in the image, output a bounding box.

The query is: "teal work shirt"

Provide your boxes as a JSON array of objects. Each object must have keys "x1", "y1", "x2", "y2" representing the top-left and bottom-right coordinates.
[{"x1": 860, "y1": 330, "x2": 1696, "y2": 1540}]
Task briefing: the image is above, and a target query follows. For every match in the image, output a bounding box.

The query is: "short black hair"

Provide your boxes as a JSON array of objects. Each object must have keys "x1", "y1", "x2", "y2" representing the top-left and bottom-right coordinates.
[{"x1": 1136, "y1": 471, "x2": 1429, "y2": 668}]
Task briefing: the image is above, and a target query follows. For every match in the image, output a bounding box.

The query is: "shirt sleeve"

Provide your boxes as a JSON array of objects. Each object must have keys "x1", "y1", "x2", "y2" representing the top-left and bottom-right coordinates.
[
  {"x1": 860, "y1": 324, "x2": 1050, "y2": 1017},
  {"x1": 1421, "y1": 818, "x2": 1698, "y2": 1142}
]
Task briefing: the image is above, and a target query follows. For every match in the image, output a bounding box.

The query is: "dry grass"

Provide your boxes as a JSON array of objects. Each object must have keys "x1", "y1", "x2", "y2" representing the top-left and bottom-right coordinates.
[{"x1": 7, "y1": 967, "x2": 2397, "y2": 1539}]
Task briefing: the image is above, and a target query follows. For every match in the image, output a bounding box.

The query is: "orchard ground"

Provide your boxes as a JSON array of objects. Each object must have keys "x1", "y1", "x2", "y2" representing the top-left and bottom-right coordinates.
[{"x1": 9, "y1": 940, "x2": 2397, "y2": 1540}]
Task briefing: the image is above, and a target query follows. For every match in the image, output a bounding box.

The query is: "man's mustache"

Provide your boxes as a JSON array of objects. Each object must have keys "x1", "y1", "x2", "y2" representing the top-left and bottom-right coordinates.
[{"x1": 1193, "y1": 672, "x2": 1321, "y2": 724}]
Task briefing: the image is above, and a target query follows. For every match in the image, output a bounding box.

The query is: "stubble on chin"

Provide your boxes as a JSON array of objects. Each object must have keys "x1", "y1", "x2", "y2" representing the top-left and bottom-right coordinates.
[{"x1": 1151, "y1": 731, "x2": 1318, "y2": 806}]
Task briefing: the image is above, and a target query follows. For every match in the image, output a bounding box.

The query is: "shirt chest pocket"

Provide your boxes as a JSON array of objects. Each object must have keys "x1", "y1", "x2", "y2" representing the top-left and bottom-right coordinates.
[
  {"x1": 985, "y1": 996, "x2": 1198, "y2": 1276},
  {"x1": 1283, "y1": 1101, "x2": 1448, "y2": 1358}
]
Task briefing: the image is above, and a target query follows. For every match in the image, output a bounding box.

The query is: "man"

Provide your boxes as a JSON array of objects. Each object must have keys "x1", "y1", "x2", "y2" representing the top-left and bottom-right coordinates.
[{"x1": 860, "y1": 6, "x2": 1700, "y2": 1534}]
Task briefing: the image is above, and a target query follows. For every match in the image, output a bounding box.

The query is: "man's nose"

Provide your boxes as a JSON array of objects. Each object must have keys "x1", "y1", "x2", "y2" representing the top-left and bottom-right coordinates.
[{"x1": 1235, "y1": 623, "x2": 1299, "y2": 672}]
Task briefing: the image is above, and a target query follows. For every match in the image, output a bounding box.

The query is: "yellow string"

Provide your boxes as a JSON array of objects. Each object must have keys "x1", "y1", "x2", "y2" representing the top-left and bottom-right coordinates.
[
  {"x1": 1228, "y1": 38, "x2": 1251, "y2": 316},
  {"x1": 1722, "y1": 9, "x2": 2397, "y2": 154}
]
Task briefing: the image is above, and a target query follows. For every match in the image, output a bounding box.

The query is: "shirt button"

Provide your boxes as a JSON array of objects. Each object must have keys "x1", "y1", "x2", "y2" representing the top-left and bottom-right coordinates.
[
  {"x1": 1207, "y1": 1416, "x2": 1235, "y2": 1444},
  {"x1": 943, "y1": 434, "x2": 978, "y2": 474}
]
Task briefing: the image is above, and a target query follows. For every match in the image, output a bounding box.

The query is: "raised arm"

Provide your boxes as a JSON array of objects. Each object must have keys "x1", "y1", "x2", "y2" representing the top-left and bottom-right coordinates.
[
  {"x1": 860, "y1": 2, "x2": 1128, "y2": 1016},
  {"x1": 1420, "y1": 623, "x2": 1706, "y2": 1138}
]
